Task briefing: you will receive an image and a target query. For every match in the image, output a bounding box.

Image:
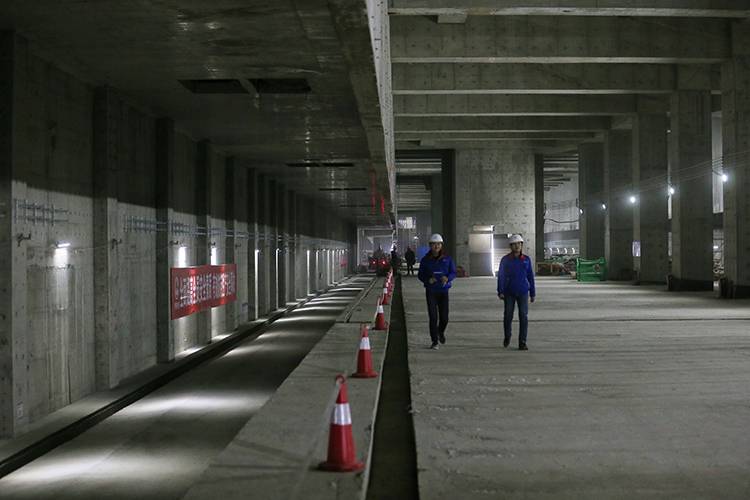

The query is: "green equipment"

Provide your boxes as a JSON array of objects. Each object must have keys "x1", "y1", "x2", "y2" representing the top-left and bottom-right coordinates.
[{"x1": 576, "y1": 258, "x2": 607, "y2": 282}]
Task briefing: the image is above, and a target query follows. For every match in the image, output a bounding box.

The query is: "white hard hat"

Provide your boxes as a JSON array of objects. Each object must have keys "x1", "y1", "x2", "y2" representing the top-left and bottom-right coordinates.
[
  {"x1": 428, "y1": 233, "x2": 444, "y2": 243},
  {"x1": 509, "y1": 234, "x2": 524, "y2": 244}
]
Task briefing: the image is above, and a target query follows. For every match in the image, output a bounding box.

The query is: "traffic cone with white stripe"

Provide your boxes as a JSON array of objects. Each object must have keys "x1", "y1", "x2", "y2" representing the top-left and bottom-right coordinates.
[
  {"x1": 373, "y1": 297, "x2": 388, "y2": 331},
  {"x1": 319, "y1": 375, "x2": 365, "y2": 472},
  {"x1": 380, "y1": 286, "x2": 390, "y2": 305},
  {"x1": 352, "y1": 325, "x2": 377, "y2": 378}
]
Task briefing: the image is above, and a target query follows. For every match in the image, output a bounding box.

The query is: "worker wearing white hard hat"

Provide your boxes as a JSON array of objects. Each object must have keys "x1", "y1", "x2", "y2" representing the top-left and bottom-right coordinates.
[
  {"x1": 417, "y1": 233, "x2": 456, "y2": 350},
  {"x1": 497, "y1": 233, "x2": 536, "y2": 350}
]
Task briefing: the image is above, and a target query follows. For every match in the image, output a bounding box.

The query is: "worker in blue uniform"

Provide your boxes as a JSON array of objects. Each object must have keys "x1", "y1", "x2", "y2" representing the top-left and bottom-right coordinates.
[
  {"x1": 418, "y1": 233, "x2": 457, "y2": 350},
  {"x1": 497, "y1": 234, "x2": 536, "y2": 350}
]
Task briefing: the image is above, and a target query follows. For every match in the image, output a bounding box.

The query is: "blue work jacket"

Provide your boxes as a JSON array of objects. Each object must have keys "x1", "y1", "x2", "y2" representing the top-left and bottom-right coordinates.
[
  {"x1": 497, "y1": 253, "x2": 536, "y2": 298},
  {"x1": 418, "y1": 253, "x2": 457, "y2": 292}
]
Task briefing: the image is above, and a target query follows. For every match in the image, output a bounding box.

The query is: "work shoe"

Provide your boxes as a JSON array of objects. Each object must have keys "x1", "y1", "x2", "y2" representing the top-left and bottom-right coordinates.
[
  {"x1": 430, "y1": 342, "x2": 439, "y2": 350},
  {"x1": 503, "y1": 338, "x2": 510, "y2": 348},
  {"x1": 518, "y1": 343, "x2": 528, "y2": 351},
  {"x1": 438, "y1": 333, "x2": 446, "y2": 344}
]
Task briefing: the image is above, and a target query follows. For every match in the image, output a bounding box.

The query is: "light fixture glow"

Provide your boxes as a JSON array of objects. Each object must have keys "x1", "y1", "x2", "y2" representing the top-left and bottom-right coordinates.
[
  {"x1": 713, "y1": 245, "x2": 719, "y2": 250},
  {"x1": 578, "y1": 208, "x2": 584, "y2": 215},
  {"x1": 721, "y1": 173, "x2": 729, "y2": 183},
  {"x1": 55, "y1": 241, "x2": 71, "y2": 249},
  {"x1": 629, "y1": 195, "x2": 637, "y2": 204},
  {"x1": 601, "y1": 203, "x2": 607, "y2": 210},
  {"x1": 668, "y1": 186, "x2": 675, "y2": 195}
]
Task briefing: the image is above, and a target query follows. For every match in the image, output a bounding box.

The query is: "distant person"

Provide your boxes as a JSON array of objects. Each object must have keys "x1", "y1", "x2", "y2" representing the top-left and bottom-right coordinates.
[
  {"x1": 373, "y1": 246, "x2": 385, "y2": 260},
  {"x1": 404, "y1": 246, "x2": 416, "y2": 275},
  {"x1": 390, "y1": 246, "x2": 401, "y2": 273},
  {"x1": 497, "y1": 234, "x2": 536, "y2": 351},
  {"x1": 418, "y1": 234, "x2": 456, "y2": 350}
]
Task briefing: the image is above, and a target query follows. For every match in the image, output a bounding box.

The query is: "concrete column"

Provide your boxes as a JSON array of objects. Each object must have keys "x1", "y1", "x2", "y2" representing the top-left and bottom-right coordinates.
[
  {"x1": 287, "y1": 190, "x2": 296, "y2": 302},
  {"x1": 294, "y1": 193, "x2": 306, "y2": 299},
  {"x1": 534, "y1": 154, "x2": 545, "y2": 264},
  {"x1": 268, "y1": 180, "x2": 278, "y2": 310},
  {"x1": 669, "y1": 90, "x2": 713, "y2": 290},
  {"x1": 195, "y1": 141, "x2": 212, "y2": 342},
  {"x1": 430, "y1": 173, "x2": 443, "y2": 237},
  {"x1": 276, "y1": 184, "x2": 287, "y2": 308},
  {"x1": 578, "y1": 143, "x2": 605, "y2": 260},
  {"x1": 93, "y1": 87, "x2": 122, "y2": 390},
  {"x1": 257, "y1": 175, "x2": 271, "y2": 314},
  {"x1": 246, "y1": 168, "x2": 259, "y2": 320},
  {"x1": 604, "y1": 130, "x2": 634, "y2": 280},
  {"x1": 224, "y1": 157, "x2": 239, "y2": 330},
  {"x1": 441, "y1": 151, "x2": 457, "y2": 259},
  {"x1": 722, "y1": 20, "x2": 750, "y2": 297},
  {"x1": 0, "y1": 31, "x2": 17, "y2": 437},
  {"x1": 155, "y1": 118, "x2": 175, "y2": 363},
  {"x1": 633, "y1": 112, "x2": 669, "y2": 283}
]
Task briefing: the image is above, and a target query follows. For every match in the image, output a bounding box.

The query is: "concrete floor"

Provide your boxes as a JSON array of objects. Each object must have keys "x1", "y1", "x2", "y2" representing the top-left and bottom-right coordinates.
[
  {"x1": 402, "y1": 276, "x2": 750, "y2": 499},
  {"x1": 0, "y1": 282, "x2": 365, "y2": 500}
]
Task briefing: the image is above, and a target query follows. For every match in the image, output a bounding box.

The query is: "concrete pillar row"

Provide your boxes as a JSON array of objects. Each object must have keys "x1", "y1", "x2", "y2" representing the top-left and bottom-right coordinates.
[
  {"x1": 534, "y1": 154, "x2": 545, "y2": 264},
  {"x1": 195, "y1": 141, "x2": 212, "y2": 343},
  {"x1": 224, "y1": 157, "x2": 240, "y2": 330},
  {"x1": 287, "y1": 190, "x2": 297, "y2": 303},
  {"x1": 246, "y1": 168, "x2": 259, "y2": 320},
  {"x1": 155, "y1": 118, "x2": 176, "y2": 363},
  {"x1": 669, "y1": 90, "x2": 714, "y2": 290},
  {"x1": 92, "y1": 87, "x2": 123, "y2": 390},
  {"x1": 722, "y1": 20, "x2": 750, "y2": 297},
  {"x1": 578, "y1": 143, "x2": 606, "y2": 260},
  {"x1": 633, "y1": 112, "x2": 670, "y2": 283},
  {"x1": 604, "y1": 130, "x2": 635, "y2": 280}
]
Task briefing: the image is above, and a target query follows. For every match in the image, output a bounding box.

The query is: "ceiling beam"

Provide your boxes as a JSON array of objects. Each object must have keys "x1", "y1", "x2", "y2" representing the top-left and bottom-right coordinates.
[
  {"x1": 396, "y1": 116, "x2": 611, "y2": 133},
  {"x1": 388, "y1": 1, "x2": 750, "y2": 18},
  {"x1": 394, "y1": 94, "x2": 669, "y2": 116},
  {"x1": 391, "y1": 16, "x2": 730, "y2": 64},
  {"x1": 393, "y1": 63, "x2": 720, "y2": 95},
  {"x1": 396, "y1": 131, "x2": 598, "y2": 140}
]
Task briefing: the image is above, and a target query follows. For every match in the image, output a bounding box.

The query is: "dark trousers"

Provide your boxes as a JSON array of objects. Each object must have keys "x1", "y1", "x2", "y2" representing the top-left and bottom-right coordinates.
[
  {"x1": 426, "y1": 290, "x2": 449, "y2": 343},
  {"x1": 406, "y1": 263, "x2": 414, "y2": 275},
  {"x1": 503, "y1": 294, "x2": 529, "y2": 344}
]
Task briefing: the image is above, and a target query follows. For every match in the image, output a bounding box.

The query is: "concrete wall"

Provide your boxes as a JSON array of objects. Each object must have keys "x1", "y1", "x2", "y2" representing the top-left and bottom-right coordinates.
[
  {"x1": 454, "y1": 149, "x2": 537, "y2": 273},
  {"x1": 12, "y1": 38, "x2": 97, "y2": 425},
  {"x1": 0, "y1": 34, "x2": 356, "y2": 437}
]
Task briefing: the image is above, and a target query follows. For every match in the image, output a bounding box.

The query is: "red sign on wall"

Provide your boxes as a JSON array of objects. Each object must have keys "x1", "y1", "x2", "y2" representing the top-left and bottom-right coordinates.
[{"x1": 171, "y1": 264, "x2": 237, "y2": 320}]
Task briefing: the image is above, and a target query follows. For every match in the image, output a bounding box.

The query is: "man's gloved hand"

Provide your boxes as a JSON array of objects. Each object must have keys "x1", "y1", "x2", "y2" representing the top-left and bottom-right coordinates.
[{"x1": 498, "y1": 293, "x2": 505, "y2": 300}]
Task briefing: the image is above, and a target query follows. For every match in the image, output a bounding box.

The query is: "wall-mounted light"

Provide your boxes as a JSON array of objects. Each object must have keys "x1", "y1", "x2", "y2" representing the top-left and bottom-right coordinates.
[
  {"x1": 578, "y1": 208, "x2": 584, "y2": 215},
  {"x1": 668, "y1": 186, "x2": 675, "y2": 196},
  {"x1": 628, "y1": 195, "x2": 637, "y2": 205},
  {"x1": 55, "y1": 241, "x2": 71, "y2": 249},
  {"x1": 713, "y1": 245, "x2": 719, "y2": 250},
  {"x1": 601, "y1": 203, "x2": 607, "y2": 210},
  {"x1": 721, "y1": 173, "x2": 729, "y2": 183}
]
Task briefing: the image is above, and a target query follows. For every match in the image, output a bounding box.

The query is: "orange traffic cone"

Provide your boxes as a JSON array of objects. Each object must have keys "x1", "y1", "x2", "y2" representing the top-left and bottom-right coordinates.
[
  {"x1": 373, "y1": 299, "x2": 388, "y2": 331},
  {"x1": 380, "y1": 287, "x2": 390, "y2": 305},
  {"x1": 319, "y1": 375, "x2": 365, "y2": 472},
  {"x1": 352, "y1": 325, "x2": 377, "y2": 378}
]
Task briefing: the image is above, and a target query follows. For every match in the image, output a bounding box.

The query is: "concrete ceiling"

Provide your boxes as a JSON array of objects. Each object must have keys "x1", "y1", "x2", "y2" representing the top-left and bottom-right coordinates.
[
  {"x1": 0, "y1": 0, "x2": 393, "y2": 225},
  {"x1": 390, "y1": 3, "x2": 750, "y2": 166}
]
